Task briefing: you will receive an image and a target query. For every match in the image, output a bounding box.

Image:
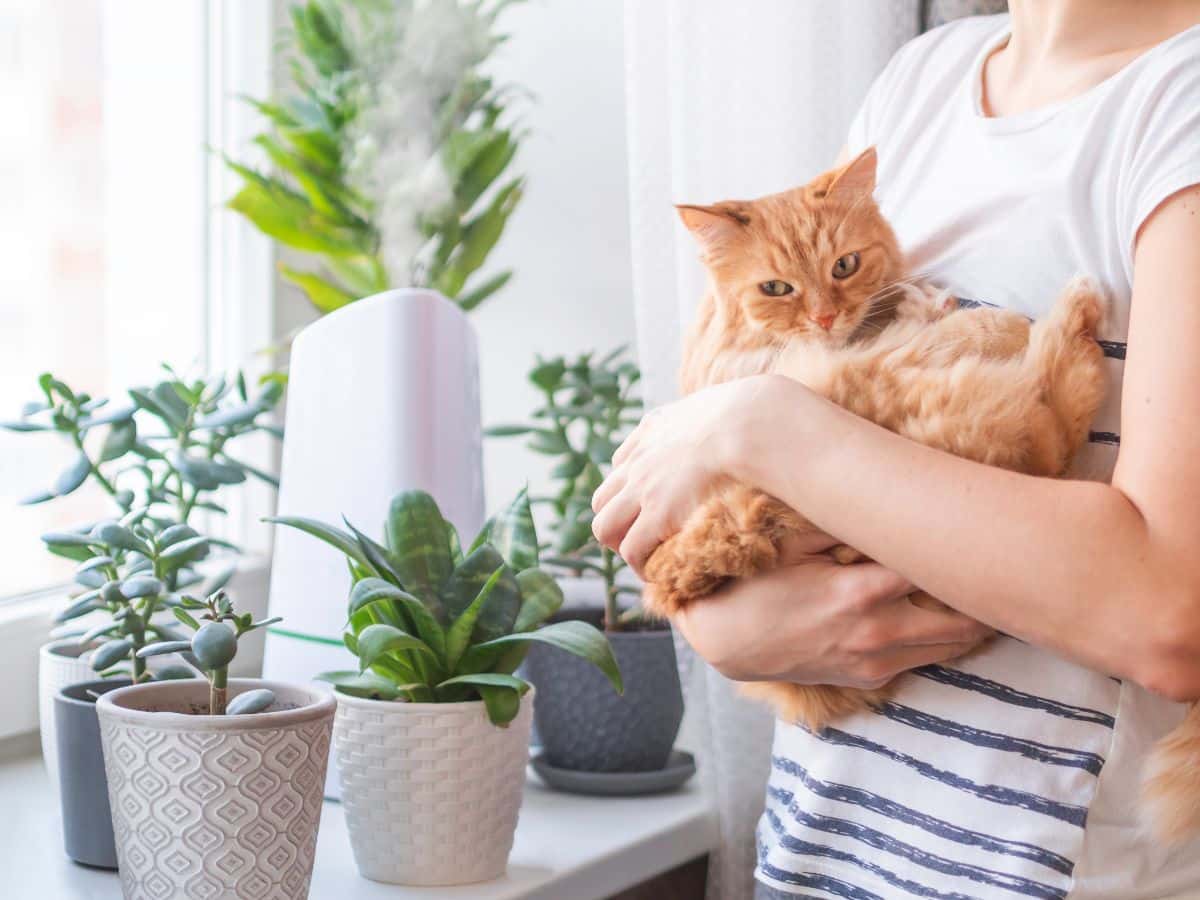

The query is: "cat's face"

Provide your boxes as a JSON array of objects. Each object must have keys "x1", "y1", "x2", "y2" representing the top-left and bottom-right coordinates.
[{"x1": 678, "y1": 148, "x2": 904, "y2": 346}]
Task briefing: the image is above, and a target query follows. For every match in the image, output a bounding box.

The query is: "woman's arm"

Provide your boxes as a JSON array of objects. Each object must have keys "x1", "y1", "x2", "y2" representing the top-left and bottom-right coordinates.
[{"x1": 595, "y1": 183, "x2": 1200, "y2": 700}]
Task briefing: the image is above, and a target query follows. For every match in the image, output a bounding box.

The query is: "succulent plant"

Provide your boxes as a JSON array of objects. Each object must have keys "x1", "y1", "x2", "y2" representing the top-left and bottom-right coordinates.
[
  {"x1": 268, "y1": 488, "x2": 623, "y2": 726},
  {"x1": 3, "y1": 367, "x2": 283, "y2": 679},
  {"x1": 138, "y1": 590, "x2": 281, "y2": 715},
  {"x1": 486, "y1": 347, "x2": 643, "y2": 631}
]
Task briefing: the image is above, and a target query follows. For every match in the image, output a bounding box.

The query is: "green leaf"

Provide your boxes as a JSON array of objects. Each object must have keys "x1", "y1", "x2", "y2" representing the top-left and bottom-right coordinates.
[
  {"x1": 355, "y1": 623, "x2": 437, "y2": 671},
  {"x1": 473, "y1": 620, "x2": 623, "y2": 694},
  {"x1": 173, "y1": 608, "x2": 200, "y2": 630},
  {"x1": 477, "y1": 683, "x2": 524, "y2": 726},
  {"x1": 195, "y1": 404, "x2": 260, "y2": 429},
  {"x1": 158, "y1": 536, "x2": 210, "y2": 566},
  {"x1": 120, "y1": 576, "x2": 165, "y2": 599},
  {"x1": 91, "y1": 638, "x2": 134, "y2": 670},
  {"x1": 456, "y1": 130, "x2": 518, "y2": 212},
  {"x1": 483, "y1": 424, "x2": 532, "y2": 437},
  {"x1": 264, "y1": 516, "x2": 372, "y2": 572},
  {"x1": 99, "y1": 419, "x2": 137, "y2": 461},
  {"x1": 488, "y1": 487, "x2": 538, "y2": 571},
  {"x1": 440, "y1": 545, "x2": 522, "y2": 642},
  {"x1": 55, "y1": 591, "x2": 103, "y2": 623},
  {"x1": 347, "y1": 577, "x2": 446, "y2": 663},
  {"x1": 343, "y1": 519, "x2": 406, "y2": 587},
  {"x1": 54, "y1": 453, "x2": 91, "y2": 497},
  {"x1": 280, "y1": 265, "x2": 356, "y2": 313},
  {"x1": 513, "y1": 568, "x2": 564, "y2": 632},
  {"x1": 228, "y1": 181, "x2": 368, "y2": 258},
  {"x1": 135, "y1": 640, "x2": 193, "y2": 659},
  {"x1": 529, "y1": 359, "x2": 566, "y2": 391},
  {"x1": 445, "y1": 566, "x2": 503, "y2": 671},
  {"x1": 384, "y1": 491, "x2": 455, "y2": 603},
  {"x1": 94, "y1": 522, "x2": 150, "y2": 556},
  {"x1": 316, "y1": 670, "x2": 402, "y2": 701},
  {"x1": 457, "y1": 270, "x2": 512, "y2": 312}
]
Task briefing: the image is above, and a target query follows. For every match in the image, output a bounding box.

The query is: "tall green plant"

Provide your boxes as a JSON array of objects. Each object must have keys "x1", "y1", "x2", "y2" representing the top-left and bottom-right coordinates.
[
  {"x1": 2, "y1": 368, "x2": 283, "y2": 681},
  {"x1": 227, "y1": 0, "x2": 525, "y2": 315},
  {"x1": 486, "y1": 347, "x2": 642, "y2": 631},
  {"x1": 268, "y1": 488, "x2": 623, "y2": 726}
]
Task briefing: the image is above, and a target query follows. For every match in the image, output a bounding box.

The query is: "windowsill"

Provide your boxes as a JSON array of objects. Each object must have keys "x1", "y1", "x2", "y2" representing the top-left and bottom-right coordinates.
[{"x1": 0, "y1": 750, "x2": 716, "y2": 900}]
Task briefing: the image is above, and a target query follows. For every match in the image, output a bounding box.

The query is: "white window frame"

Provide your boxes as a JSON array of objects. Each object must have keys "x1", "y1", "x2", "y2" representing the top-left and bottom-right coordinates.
[{"x1": 0, "y1": 0, "x2": 276, "y2": 741}]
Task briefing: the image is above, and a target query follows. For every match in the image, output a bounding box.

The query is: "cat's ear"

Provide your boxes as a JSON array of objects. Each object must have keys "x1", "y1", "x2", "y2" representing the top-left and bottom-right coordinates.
[
  {"x1": 827, "y1": 146, "x2": 877, "y2": 202},
  {"x1": 676, "y1": 203, "x2": 747, "y2": 251}
]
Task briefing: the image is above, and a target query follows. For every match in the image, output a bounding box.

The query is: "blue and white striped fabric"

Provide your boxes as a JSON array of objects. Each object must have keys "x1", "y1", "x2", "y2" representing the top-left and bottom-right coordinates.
[{"x1": 756, "y1": 640, "x2": 1121, "y2": 900}]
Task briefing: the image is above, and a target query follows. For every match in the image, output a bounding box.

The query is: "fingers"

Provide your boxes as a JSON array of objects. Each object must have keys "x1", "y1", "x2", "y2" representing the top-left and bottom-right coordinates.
[
  {"x1": 832, "y1": 562, "x2": 915, "y2": 608},
  {"x1": 591, "y1": 467, "x2": 626, "y2": 514},
  {"x1": 611, "y1": 420, "x2": 645, "y2": 467},
  {"x1": 618, "y1": 511, "x2": 661, "y2": 577},
  {"x1": 886, "y1": 598, "x2": 993, "y2": 648},
  {"x1": 776, "y1": 528, "x2": 843, "y2": 563},
  {"x1": 591, "y1": 486, "x2": 640, "y2": 551},
  {"x1": 856, "y1": 640, "x2": 987, "y2": 688}
]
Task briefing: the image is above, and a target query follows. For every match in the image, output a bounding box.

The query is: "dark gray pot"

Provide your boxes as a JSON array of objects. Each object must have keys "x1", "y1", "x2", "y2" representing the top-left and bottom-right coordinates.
[
  {"x1": 55, "y1": 678, "x2": 130, "y2": 869},
  {"x1": 523, "y1": 607, "x2": 683, "y2": 774}
]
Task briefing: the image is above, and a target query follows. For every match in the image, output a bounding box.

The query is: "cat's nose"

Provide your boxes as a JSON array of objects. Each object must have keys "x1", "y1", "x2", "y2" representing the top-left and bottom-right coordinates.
[{"x1": 810, "y1": 313, "x2": 837, "y2": 331}]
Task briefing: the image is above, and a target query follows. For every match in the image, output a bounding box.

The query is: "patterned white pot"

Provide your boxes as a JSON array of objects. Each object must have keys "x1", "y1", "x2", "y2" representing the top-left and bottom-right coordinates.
[
  {"x1": 97, "y1": 678, "x2": 335, "y2": 900},
  {"x1": 39, "y1": 639, "x2": 100, "y2": 790},
  {"x1": 334, "y1": 691, "x2": 534, "y2": 886}
]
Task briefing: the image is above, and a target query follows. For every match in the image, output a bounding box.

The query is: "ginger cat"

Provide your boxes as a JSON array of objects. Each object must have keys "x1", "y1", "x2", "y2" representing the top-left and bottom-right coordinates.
[{"x1": 642, "y1": 147, "x2": 1107, "y2": 736}]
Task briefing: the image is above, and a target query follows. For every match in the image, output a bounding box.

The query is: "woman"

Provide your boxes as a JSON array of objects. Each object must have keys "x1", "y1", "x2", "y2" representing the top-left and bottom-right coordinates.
[{"x1": 592, "y1": 1, "x2": 1200, "y2": 897}]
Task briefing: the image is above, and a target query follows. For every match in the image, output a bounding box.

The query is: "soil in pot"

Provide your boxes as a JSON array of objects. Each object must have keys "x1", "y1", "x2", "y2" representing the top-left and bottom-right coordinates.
[
  {"x1": 523, "y1": 606, "x2": 683, "y2": 773},
  {"x1": 55, "y1": 678, "x2": 132, "y2": 869},
  {"x1": 96, "y1": 678, "x2": 334, "y2": 900}
]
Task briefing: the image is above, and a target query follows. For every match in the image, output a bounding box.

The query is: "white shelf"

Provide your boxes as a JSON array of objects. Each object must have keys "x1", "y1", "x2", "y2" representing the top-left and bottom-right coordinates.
[{"x1": 1, "y1": 752, "x2": 716, "y2": 900}]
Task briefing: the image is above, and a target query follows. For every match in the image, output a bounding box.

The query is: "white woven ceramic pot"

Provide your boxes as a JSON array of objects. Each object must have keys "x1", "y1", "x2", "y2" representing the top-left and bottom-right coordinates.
[
  {"x1": 39, "y1": 639, "x2": 100, "y2": 789},
  {"x1": 334, "y1": 690, "x2": 534, "y2": 886},
  {"x1": 97, "y1": 678, "x2": 335, "y2": 900}
]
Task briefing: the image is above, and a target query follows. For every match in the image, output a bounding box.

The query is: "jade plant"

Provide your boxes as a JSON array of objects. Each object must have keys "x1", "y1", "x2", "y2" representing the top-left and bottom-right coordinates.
[
  {"x1": 2, "y1": 367, "x2": 283, "y2": 681},
  {"x1": 268, "y1": 488, "x2": 623, "y2": 725},
  {"x1": 226, "y1": 0, "x2": 525, "y2": 314},
  {"x1": 138, "y1": 590, "x2": 281, "y2": 715},
  {"x1": 486, "y1": 348, "x2": 643, "y2": 631}
]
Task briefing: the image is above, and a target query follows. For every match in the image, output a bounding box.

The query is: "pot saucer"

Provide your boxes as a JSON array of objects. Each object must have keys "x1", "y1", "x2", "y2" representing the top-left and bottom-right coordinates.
[{"x1": 530, "y1": 749, "x2": 696, "y2": 796}]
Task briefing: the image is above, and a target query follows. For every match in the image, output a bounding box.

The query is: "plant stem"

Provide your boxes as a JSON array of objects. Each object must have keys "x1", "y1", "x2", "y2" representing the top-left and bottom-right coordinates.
[
  {"x1": 210, "y1": 667, "x2": 228, "y2": 715},
  {"x1": 132, "y1": 653, "x2": 147, "y2": 683},
  {"x1": 601, "y1": 546, "x2": 620, "y2": 632}
]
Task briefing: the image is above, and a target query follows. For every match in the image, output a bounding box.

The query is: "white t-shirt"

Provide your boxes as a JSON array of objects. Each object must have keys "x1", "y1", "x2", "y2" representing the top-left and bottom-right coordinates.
[{"x1": 758, "y1": 15, "x2": 1200, "y2": 900}]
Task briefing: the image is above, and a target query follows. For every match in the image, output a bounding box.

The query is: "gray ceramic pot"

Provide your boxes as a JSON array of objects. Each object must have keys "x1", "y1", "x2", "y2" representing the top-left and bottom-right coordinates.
[
  {"x1": 523, "y1": 607, "x2": 683, "y2": 773},
  {"x1": 55, "y1": 678, "x2": 132, "y2": 869}
]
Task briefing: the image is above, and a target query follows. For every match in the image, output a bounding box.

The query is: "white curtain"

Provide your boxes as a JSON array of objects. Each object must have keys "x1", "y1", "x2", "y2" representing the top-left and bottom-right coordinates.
[{"x1": 622, "y1": 3, "x2": 921, "y2": 897}]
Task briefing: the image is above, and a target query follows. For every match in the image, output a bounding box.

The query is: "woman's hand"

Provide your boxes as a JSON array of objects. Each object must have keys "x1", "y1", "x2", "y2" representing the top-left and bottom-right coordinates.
[
  {"x1": 592, "y1": 373, "x2": 805, "y2": 575},
  {"x1": 673, "y1": 545, "x2": 993, "y2": 688}
]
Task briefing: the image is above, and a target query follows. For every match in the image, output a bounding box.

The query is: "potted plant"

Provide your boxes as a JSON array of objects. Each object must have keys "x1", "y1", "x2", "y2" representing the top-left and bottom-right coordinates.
[
  {"x1": 487, "y1": 349, "x2": 690, "y2": 788},
  {"x1": 96, "y1": 592, "x2": 332, "y2": 900},
  {"x1": 268, "y1": 488, "x2": 622, "y2": 886},
  {"x1": 0, "y1": 367, "x2": 282, "y2": 791}
]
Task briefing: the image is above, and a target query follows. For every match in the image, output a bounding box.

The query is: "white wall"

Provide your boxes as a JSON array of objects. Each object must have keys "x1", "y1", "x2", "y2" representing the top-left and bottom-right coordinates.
[
  {"x1": 476, "y1": 0, "x2": 636, "y2": 508},
  {"x1": 272, "y1": 0, "x2": 637, "y2": 514}
]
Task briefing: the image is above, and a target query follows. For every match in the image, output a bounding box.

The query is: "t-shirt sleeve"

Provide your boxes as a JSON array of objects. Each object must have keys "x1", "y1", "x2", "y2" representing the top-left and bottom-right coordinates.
[{"x1": 1121, "y1": 39, "x2": 1200, "y2": 258}]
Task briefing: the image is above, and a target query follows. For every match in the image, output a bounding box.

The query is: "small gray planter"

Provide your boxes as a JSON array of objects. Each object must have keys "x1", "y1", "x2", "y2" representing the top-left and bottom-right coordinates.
[
  {"x1": 55, "y1": 678, "x2": 131, "y2": 869},
  {"x1": 523, "y1": 607, "x2": 683, "y2": 775}
]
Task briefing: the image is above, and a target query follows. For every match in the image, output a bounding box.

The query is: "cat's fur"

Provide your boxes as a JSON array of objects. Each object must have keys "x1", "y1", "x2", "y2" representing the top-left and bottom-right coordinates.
[
  {"x1": 644, "y1": 147, "x2": 1200, "y2": 844},
  {"x1": 642, "y1": 147, "x2": 1107, "y2": 775}
]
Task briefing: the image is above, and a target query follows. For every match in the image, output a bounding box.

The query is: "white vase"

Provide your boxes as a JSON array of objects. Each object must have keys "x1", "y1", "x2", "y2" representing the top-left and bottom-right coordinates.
[
  {"x1": 39, "y1": 639, "x2": 100, "y2": 790},
  {"x1": 333, "y1": 691, "x2": 533, "y2": 886},
  {"x1": 262, "y1": 288, "x2": 486, "y2": 800},
  {"x1": 97, "y1": 678, "x2": 335, "y2": 900}
]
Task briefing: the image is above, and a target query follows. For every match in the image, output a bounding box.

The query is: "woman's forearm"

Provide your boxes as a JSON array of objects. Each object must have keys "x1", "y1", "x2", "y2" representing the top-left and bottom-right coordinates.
[{"x1": 726, "y1": 376, "x2": 1200, "y2": 698}]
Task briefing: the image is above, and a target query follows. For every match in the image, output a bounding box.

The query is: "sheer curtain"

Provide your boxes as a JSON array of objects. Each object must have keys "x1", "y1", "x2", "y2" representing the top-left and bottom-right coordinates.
[{"x1": 621, "y1": 3, "x2": 921, "y2": 897}]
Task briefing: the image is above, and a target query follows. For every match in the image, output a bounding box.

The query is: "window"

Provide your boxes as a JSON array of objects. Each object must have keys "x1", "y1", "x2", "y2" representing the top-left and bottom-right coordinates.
[{"x1": 0, "y1": 0, "x2": 273, "y2": 602}]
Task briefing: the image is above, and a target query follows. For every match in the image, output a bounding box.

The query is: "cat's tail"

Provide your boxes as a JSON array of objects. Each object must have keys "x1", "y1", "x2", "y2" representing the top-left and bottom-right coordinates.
[
  {"x1": 1022, "y1": 275, "x2": 1107, "y2": 455},
  {"x1": 1142, "y1": 702, "x2": 1200, "y2": 844}
]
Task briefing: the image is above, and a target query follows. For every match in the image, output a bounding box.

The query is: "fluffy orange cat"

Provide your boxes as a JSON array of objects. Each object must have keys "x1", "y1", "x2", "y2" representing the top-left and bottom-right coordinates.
[
  {"x1": 642, "y1": 146, "x2": 1106, "y2": 741},
  {"x1": 641, "y1": 147, "x2": 1200, "y2": 843}
]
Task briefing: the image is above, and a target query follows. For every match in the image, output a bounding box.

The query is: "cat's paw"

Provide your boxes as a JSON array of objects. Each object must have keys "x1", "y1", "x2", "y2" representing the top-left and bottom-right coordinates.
[{"x1": 1059, "y1": 275, "x2": 1106, "y2": 336}]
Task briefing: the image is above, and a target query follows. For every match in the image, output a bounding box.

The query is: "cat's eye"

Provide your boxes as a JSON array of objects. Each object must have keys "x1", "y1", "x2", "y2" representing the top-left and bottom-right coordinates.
[
  {"x1": 832, "y1": 252, "x2": 861, "y2": 279},
  {"x1": 759, "y1": 280, "x2": 794, "y2": 297}
]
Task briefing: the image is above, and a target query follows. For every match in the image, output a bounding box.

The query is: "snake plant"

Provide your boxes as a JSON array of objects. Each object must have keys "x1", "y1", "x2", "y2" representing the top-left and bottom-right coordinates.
[{"x1": 268, "y1": 488, "x2": 623, "y2": 725}]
